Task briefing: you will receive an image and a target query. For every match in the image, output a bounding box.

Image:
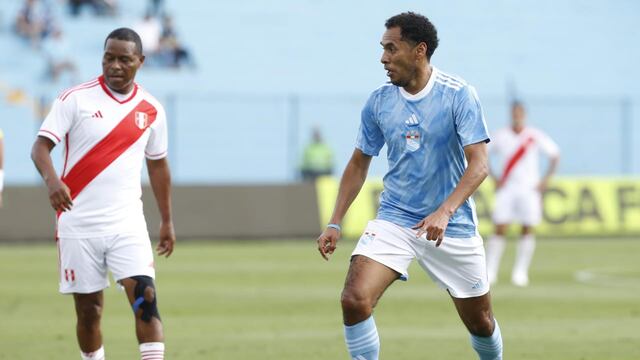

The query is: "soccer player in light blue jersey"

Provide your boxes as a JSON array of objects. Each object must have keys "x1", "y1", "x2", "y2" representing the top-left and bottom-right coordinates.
[{"x1": 316, "y1": 12, "x2": 503, "y2": 360}]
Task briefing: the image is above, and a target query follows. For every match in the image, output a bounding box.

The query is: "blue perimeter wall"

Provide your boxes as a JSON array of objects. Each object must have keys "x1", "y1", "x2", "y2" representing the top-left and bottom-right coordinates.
[{"x1": 0, "y1": 0, "x2": 639, "y2": 184}]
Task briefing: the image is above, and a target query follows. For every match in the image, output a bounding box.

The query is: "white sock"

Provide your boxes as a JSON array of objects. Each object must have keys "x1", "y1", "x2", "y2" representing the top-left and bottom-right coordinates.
[
  {"x1": 140, "y1": 342, "x2": 164, "y2": 360},
  {"x1": 81, "y1": 346, "x2": 105, "y2": 360},
  {"x1": 512, "y1": 234, "x2": 536, "y2": 283},
  {"x1": 485, "y1": 235, "x2": 506, "y2": 284}
]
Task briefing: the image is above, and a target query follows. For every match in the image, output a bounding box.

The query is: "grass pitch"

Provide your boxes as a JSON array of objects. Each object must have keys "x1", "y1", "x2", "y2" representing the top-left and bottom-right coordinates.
[{"x1": 1, "y1": 238, "x2": 639, "y2": 359}]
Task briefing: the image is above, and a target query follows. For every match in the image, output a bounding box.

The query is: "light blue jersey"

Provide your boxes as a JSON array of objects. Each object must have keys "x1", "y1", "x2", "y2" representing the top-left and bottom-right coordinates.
[{"x1": 356, "y1": 67, "x2": 490, "y2": 238}]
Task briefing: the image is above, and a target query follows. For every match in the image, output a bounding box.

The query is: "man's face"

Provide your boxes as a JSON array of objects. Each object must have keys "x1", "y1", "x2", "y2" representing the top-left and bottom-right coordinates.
[
  {"x1": 102, "y1": 39, "x2": 144, "y2": 93},
  {"x1": 511, "y1": 105, "x2": 526, "y2": 129},
  {"x1": 380, "y1": 26, "x2": 421, "y2": 87}
]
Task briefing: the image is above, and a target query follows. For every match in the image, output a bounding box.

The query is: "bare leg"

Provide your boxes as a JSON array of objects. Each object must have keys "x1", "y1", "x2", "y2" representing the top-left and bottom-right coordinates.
[
  {"x1": 495, "y1": 224, "x2": 508, "y2": 237},
  {"x1": 451, "y1": 292, "x2": 503, "y2": 359},
  {"x1": 341, "y1": 255, "x2": 400, "y2": 325},
  {"x1": 451, "y1": 292, "x2": 495, "y2": 336},
  {"x1": 119, "y1": 277, "x2": 164, "y2": 343},
  {"x1": 341, "y1": 255, "x2": 399, "y2": 360},
  {"x1": 73, "y1": 291, "x2": 104, "y2": 353}
]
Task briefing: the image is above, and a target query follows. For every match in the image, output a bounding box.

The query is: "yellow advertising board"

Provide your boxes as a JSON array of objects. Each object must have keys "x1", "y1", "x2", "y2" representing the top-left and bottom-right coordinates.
[{"x1": 316, "y1": 177, "x2": 640, "y2": 238}]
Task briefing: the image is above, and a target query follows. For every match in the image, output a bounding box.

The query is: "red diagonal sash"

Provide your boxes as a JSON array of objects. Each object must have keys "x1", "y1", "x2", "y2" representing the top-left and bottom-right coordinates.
[
  {"x1": 499, "y1": 136, "x2": 534, "y2": 187},
  {"x1": 61, "y1": 100, "x2": 157, "y2": 200}
]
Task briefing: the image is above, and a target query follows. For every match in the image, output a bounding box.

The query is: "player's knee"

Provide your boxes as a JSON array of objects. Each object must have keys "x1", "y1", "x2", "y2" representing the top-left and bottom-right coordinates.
[
  {"x1": 76, "y1": 302, "x2": 102, "y2": 328},
  {"x1": 130, "y1": 275, "x2": 161, "y2": 323},
  {"x1": 467, "y1": 316, "x2": 495, "y2": 337},
  {"x1": 341, "y1": 287, "x2": 373, "y2": 315}
]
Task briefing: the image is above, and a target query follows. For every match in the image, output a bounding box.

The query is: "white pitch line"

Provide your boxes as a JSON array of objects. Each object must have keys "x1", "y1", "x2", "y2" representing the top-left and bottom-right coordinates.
[{"x1": 574, "y1": 268, "x2": 640, "y2": 288}]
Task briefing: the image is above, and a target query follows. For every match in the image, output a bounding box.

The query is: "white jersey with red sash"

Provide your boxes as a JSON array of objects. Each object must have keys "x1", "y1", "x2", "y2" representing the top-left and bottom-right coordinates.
[
  {"x1": 489, "y1": 126, "x2": 559, "y2": 189},
  {"x1": 38, "y1": 76, "x2": 168, "y2": 238}
]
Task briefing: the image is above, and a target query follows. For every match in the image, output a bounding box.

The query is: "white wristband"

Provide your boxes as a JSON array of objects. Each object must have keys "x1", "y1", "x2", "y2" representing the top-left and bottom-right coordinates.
[{"x1": 0, "y1": 169, "x2": 4, "y2": 191}]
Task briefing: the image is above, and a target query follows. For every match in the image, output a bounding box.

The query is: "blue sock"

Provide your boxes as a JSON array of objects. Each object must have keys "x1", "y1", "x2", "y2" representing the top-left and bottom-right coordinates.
[
  {"x1": 470, "y1": 318, "x2": 503, "y2": 360},
  {"x1": 344, "y1": 315, "x2": 380, "y2": 360}
]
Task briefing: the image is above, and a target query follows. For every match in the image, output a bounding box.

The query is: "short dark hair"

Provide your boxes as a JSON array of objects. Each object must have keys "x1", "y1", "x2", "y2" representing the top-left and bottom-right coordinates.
[
  {"x1": 511, "y1": 100, "x2": 525, "y2": 109},
  {"x1": 385, "y1": 12, "x2": 439, "y2": 60},
  {"x1": 104, "y1": 27, "x2": 143, "y2": 55}
]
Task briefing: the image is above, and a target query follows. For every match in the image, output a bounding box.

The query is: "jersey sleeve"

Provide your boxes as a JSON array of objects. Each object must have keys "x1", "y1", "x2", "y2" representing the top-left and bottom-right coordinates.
[
  {"x1": 535, "y1": 130, "x2": 560, "y2": 157},
  {"x1": 145, "y1": 104, "x2": 168, "y2": 160},
  {"x1": 487, "y1": 129, "x2": 504, "y2": 155},
  {"x1": 38, "y1": 96, "x2": 76, "y2": 144},
  {"x1": 453, "y1": 85, "x2": 490, "y2": 147},
  {"x1": 355, "y1": 92, "x2": 384, "y2": 156}
]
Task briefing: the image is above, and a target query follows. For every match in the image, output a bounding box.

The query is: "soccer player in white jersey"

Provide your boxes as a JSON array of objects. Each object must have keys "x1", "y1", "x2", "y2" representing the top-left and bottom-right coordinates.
[
  {"x1": 31, "y1": 28, "x2": 175, "y2": 360},
  {"x1": 316, "y1": 12, "x2": 502, "y2": 360},
  {"x1": 485, "y1": 101, "x2": 560, "y2": 287}
]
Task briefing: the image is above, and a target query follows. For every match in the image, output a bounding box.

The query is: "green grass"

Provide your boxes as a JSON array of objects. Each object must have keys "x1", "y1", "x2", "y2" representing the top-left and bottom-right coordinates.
[{"x1": 1, "y1": 238, "x2": 639, "y2": 359}]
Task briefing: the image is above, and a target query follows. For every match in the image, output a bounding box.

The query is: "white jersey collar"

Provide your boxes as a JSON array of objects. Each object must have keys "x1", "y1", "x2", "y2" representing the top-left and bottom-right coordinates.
[
  {"x1": 399, "y1": 66, "x2": 437, "y2": 101},
  {"x1": 98, "y1": 75, "x2": 138, "y2": 104}
]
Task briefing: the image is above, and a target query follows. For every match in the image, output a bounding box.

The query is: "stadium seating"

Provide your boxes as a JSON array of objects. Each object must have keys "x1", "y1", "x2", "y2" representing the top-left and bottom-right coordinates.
[{"x1": 0, "y1": 1, "x2": 638, "y2": 184}]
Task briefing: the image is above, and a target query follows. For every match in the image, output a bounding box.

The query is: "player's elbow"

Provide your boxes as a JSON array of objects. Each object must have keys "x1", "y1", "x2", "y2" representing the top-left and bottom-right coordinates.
[
  {"x1": 30, "y1": 138, "x2": 52, "y2": 163},
  {"x1": 480, "y1": 161, "x2": 489, "y2": 179},
  {"x1": 30, "y1": 142, "x2": 40, "y2": 164},
  {"x1": 473, "y1": 159, "x2": 489, "y2": 181}
]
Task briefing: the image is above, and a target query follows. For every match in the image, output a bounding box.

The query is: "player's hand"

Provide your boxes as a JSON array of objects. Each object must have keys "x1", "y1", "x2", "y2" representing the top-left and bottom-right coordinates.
[
  {"x1": 492, "y1": 177, "x2": 503, "y2": 190},
  {"x1": 46, "y1": 179, "x2": 73, "y2": 212},
  {"x1": 317, "y1": 227, "x2": 340, "y2": 261},
  {"x1": 156, "y1": 221, "x2": 176, "y2": 258},
  {"x1": 412, "y1": 208, "x2": 451, "y2": 247},
  {"x1": 536, "y1": 178, "x2": 550, "y2": 193}
]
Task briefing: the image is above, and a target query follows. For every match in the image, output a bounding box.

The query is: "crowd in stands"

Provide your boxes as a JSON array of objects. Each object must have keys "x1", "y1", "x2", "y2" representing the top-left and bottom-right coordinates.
[
  {"x1": 14, "y1": 0, "x2": 56, "y2": 48},
  {"x1": 12, "y1": 0, "x2": 193, "y2": 87},
  {"x1": 133, "y1": 11, "x2": 193, "y2": 68},
  {"x1": 68, "y1": 0, "x2": 118, "y2": 17}
]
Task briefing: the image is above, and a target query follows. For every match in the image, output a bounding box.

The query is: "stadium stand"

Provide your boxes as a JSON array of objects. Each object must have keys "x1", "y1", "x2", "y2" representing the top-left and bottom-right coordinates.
[{"x1": 0, "y1": 1, "x2": 638, "y2": 185}]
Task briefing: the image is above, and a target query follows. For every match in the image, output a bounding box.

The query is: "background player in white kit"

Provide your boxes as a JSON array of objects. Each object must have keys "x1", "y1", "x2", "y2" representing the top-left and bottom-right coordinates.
[
  {"x1": 31, "y1": 28, "x2": 175, "y2": 360},
  {"x1": 485, "y1": 101, "x2": 560, "y2": 287},
  {"x1": 317, "y1": 12, "x2": 502, "y2": 360}
]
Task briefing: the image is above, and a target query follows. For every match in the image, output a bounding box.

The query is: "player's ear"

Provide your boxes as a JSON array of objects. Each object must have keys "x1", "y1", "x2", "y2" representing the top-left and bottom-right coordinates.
[
  {"x1": 416, "y1": 42, "x2": 427, "y2": 59},
  {"x1": 138, "y1": 54, "x2": 146, "y2": 66}
]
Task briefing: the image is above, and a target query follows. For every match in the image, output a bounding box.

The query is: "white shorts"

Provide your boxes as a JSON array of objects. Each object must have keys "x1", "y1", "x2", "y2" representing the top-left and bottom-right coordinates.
[
  {"x1": 57, "y1": 233, "x2": 156, "y2": 294},
  {"x1": 492, "y1": 185, "x2": 542, "y2": 226},
  {"x1": 352, "y1": 219, "x2": 489, "y2": 298}
]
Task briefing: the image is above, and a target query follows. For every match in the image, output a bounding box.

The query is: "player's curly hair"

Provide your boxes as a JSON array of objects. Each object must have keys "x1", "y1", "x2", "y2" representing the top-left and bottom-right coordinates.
[
  {"x1": 104, "y1": 27, "x2": 144, "y2": 55},
  {"x1": 385, "y1": 12, "x2": 439, "y2": 60}
]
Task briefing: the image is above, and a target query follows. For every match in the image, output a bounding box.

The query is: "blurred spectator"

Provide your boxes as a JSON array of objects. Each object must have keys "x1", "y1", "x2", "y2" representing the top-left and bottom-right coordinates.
[
  {"x1": 0, "y1": 128, "x2": 4, "y2": 207},
  {"x1": 42, "y1": 28, "x2": 78, "y2": 85},
  {"x1": 300, "y1": 128, "x2": 334, "y2": 181},
  {"x1": 147, "y1": 0, "x2": 164, "y2": 17},
  {"x1": 133, "y1": 12, "x2": 161, "y2": 55},
  {"x1": 160, "y1": 12, "x2": 176, "y2": 38},
  {"x1": 153, "y1": 14, "x2": 194, "y2": 69},
  {"x1": 68, "y1": 0, "x2": 117, "y2": 17},
  {"x1": 156, "y1": 34, "x2": 193, "y2": 68},
  {"x1": 14, "y1": 0, "x2": 55, "y2": 47}
]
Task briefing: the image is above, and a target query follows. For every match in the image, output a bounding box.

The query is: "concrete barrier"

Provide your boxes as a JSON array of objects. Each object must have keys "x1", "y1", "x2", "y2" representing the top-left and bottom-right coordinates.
[{"x1": 0, "y1": 183, "x2": 320, "y2": 242}]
